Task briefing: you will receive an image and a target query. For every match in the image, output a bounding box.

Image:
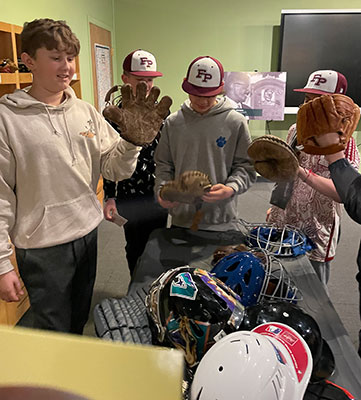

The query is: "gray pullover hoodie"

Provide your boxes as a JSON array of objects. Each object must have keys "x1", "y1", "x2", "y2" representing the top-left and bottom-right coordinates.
[
  {"x1": 0, "y1": 87, "x2": 140, "y2": 274},
  {"x1": 155, "y1": 96, "x2": 256, "y2": 230}
]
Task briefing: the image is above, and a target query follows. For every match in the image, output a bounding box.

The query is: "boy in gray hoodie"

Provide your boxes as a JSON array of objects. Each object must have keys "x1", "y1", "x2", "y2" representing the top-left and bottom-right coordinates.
[
  {"x1": 155, "y1": 56, "x2": 256, "y2": 230},
  {"x1": 0, "y1": 19, "x2": 142, "y2": 333}
]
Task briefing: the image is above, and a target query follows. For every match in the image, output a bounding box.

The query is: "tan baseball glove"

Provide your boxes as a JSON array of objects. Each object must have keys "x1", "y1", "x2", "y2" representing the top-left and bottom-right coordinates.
[
  {"x1": 159, "y1": 171, "x2": 212, "y2": 204},
  {"x1": 103, "y1": 82, "x2": 172, "y2": 146},
  {"x1": 247, "y1": 135, "x2": 299, "y2": 182},
  {"x1": 296, "y1": 94, "x2": 360, "y2": 155}
]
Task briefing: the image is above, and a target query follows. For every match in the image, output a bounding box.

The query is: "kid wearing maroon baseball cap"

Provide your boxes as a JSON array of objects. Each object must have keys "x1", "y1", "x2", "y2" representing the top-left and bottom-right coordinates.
[
  {"x1": 103, "y1": 49, "x2": 168, "y2": 277},
  {"x1": 267, "y1": 69, "x2": 360, "y2": 288},
  {"x1": 154, "y1": 55, "x2": 256, "y2": 231},
  {"x1": 120, "y1": 49, "x2": 163, "y2": 97}
]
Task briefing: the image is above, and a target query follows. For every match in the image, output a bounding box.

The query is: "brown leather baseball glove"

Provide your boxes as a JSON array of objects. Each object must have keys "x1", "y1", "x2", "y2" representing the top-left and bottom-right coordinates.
[
  {"x1": 296, "y1": 94, "x2": 360, "y2": 155},
  {"x1": 159, "y1": 171, "x2": 212, "y2": 204},
  {"x1": 103, "y1": 82, "x2": 172, "y2": 146},
  {"x1": 247, "y1": 135, "x2": 299, "y2": 182}
]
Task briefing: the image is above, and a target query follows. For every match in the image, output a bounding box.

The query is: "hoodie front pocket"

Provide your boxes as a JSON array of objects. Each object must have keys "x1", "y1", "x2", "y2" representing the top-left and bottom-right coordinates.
[{"x1": 25, "y1": 191, "x2": 102, "y2": 247}]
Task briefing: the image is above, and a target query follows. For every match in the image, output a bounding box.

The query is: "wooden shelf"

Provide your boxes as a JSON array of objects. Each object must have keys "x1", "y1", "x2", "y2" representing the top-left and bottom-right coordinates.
[
  {"x1": 0, "y1": 21, "x2": 31, "y2": 326},
  {"x1": 0, "y1": 21, "x2": 12, "y2": 33},
  {"x1": 0, "y1": 21, "x2": 82, "y2": 98},
  {"x1": 0, "y1": 73, "x2": 17, "y2": 84},
  {"x1": 19, "y1": 72, "x2": 32, "y2": 84}
]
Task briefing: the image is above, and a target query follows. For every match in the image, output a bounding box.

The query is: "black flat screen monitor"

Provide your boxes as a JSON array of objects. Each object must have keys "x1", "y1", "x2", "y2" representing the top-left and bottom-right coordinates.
[{"x1": 278, "y1": 10, "x2": 361, "y2": 107}]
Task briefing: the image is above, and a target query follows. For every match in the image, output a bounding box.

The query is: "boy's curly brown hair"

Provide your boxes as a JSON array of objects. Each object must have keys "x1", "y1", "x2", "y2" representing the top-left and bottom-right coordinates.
[{"x1": 21, "y1": 18, "x2": 80, "y2": 58}]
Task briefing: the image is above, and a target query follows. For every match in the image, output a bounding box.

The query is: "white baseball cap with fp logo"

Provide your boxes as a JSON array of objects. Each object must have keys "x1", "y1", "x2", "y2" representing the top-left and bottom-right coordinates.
[
  {"x1": 123, "y1": 49, "x2": 162, "y2": 77},
  {"x1": 182, "y1": 56, "x2": 224, "y2": 96},
  {"x1": 294, "y1": 70, "x2": 347, "y2": 95}
]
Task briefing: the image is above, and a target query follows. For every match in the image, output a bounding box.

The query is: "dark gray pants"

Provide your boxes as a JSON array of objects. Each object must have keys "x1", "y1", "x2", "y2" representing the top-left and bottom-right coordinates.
[
  {"x1": 116, "y1": 196, "x2": 168, "y2": 277},
  {"x1": 16, "y1": 228, "x2": 98, "y2": 334}
]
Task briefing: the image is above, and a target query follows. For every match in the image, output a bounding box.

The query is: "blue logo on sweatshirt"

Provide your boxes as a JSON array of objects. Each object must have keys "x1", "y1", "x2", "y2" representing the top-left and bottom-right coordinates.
[{"x1": 216, "y1": 136, "x2": 226, "y2": 147}]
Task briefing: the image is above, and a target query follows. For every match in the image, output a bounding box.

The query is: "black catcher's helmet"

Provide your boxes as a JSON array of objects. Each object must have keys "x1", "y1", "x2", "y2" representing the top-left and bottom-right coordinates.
[{"x1": 146, "y1": 266, "x2": 245, "y2": 367}]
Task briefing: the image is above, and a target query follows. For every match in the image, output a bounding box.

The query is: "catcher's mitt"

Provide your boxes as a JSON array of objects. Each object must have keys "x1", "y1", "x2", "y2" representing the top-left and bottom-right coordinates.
[
  {"x1": 247, "y1": 135, "x2": 299, "y2": 182},
  {"x1": 103, "y1": 81, "x2": 172, "y2": 146},
  {"x1": 297, "y1": 94, "x2": 360, "y2": 155},
  {"x1": 159, "y1": 171, "x2": 212, "y2": 204}
]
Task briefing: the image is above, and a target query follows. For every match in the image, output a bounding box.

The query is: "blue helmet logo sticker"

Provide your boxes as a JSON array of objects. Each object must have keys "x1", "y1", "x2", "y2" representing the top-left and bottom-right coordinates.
[{"x1": 170, "y1": 272, "x2": 198, "y2": 300}]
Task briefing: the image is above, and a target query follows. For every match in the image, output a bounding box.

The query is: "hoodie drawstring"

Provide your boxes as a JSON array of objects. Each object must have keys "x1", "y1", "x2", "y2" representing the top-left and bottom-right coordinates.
[
  {"x1": 45, "y1": 106, "x2": 77, "y2": 165},
  {"x1": 62, "y1": 108, "x2": 77, "y2": 165},
  {"x1": 45, "y1": 106, "x2": 61, "y2": 136}
]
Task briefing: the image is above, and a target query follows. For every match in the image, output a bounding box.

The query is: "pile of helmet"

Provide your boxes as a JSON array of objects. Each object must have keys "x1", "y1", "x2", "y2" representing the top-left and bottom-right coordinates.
[{"x1": 145, "y1": 254, "x2": 354, "y2": 399}]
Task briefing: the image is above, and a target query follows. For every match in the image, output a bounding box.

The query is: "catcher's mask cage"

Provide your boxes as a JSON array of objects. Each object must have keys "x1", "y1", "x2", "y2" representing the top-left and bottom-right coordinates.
[
  {"x1": 145, "y1": 266, "x2": 245, "y2": 367},
  {"x1": 190, "y1": 323, "x2": 313, "y2": 400},
  {"x1": 239, "y1": 219, "x2": 315, "y2": 257},
  {"x1": 211, "y1": 249, "x2": 302, "y2": 306}
]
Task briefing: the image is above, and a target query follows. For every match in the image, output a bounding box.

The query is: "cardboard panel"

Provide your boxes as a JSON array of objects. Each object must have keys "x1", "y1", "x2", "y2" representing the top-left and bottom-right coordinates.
[{"x1": 0, "y1": 325, "x2": 183, "y2": 400}]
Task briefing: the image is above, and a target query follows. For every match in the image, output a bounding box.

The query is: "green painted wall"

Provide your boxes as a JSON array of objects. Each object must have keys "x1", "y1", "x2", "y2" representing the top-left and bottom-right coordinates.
[
  {"x1": 2, "y1": 0, "x2": 116, "y2": 104},
  {"x1": 2, "y1": 0, "x2": 361, "y2": 140},
  {"x1": 114, "y1": 0, "x2": 361, "y2": 139}
]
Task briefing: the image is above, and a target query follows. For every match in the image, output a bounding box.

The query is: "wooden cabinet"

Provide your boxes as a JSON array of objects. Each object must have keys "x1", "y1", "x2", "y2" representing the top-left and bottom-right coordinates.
[
  {"x1": 0, "y1": 21, "x2": 82, "y2": 98},
  {"x1": 0, "y1": 21, "x2": 84, "y2": 325}
]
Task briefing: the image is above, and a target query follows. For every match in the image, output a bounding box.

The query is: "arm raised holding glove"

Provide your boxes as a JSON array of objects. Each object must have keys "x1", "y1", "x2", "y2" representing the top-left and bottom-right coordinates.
[
  {"x1": 103, "y1": 81, "x2": 172, "y2": 146},
  {"x1": 296, "y1": 94, "x2": 360, "y2": 155},
  {"x1": 247, "y1": 94, "x2": 360, "y2": 183}
]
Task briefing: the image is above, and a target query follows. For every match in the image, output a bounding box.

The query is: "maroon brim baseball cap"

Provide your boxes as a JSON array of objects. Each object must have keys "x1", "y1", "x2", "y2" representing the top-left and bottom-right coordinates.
[
  {"x1": 182, "y1": 79, "x2": 224, "y2": 96},
  {"x1": 294, "y1": 70, "x2": 347, "y2": 95},
  {"x1": 182, "y1": 56, "x2": 224, "y2": 97},
  {"x1": 123, "y1": 49, "x2": 163, "y2": 77}
]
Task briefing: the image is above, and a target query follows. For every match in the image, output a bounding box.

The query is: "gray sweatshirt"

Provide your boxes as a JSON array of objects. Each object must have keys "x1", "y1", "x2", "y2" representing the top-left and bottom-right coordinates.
[
  {"x1": 0, "y1": 87, "x2": 140, "y2": 274},
  {"x1": 155, "y1": 97, "x2": 256, "y2": 230}
]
